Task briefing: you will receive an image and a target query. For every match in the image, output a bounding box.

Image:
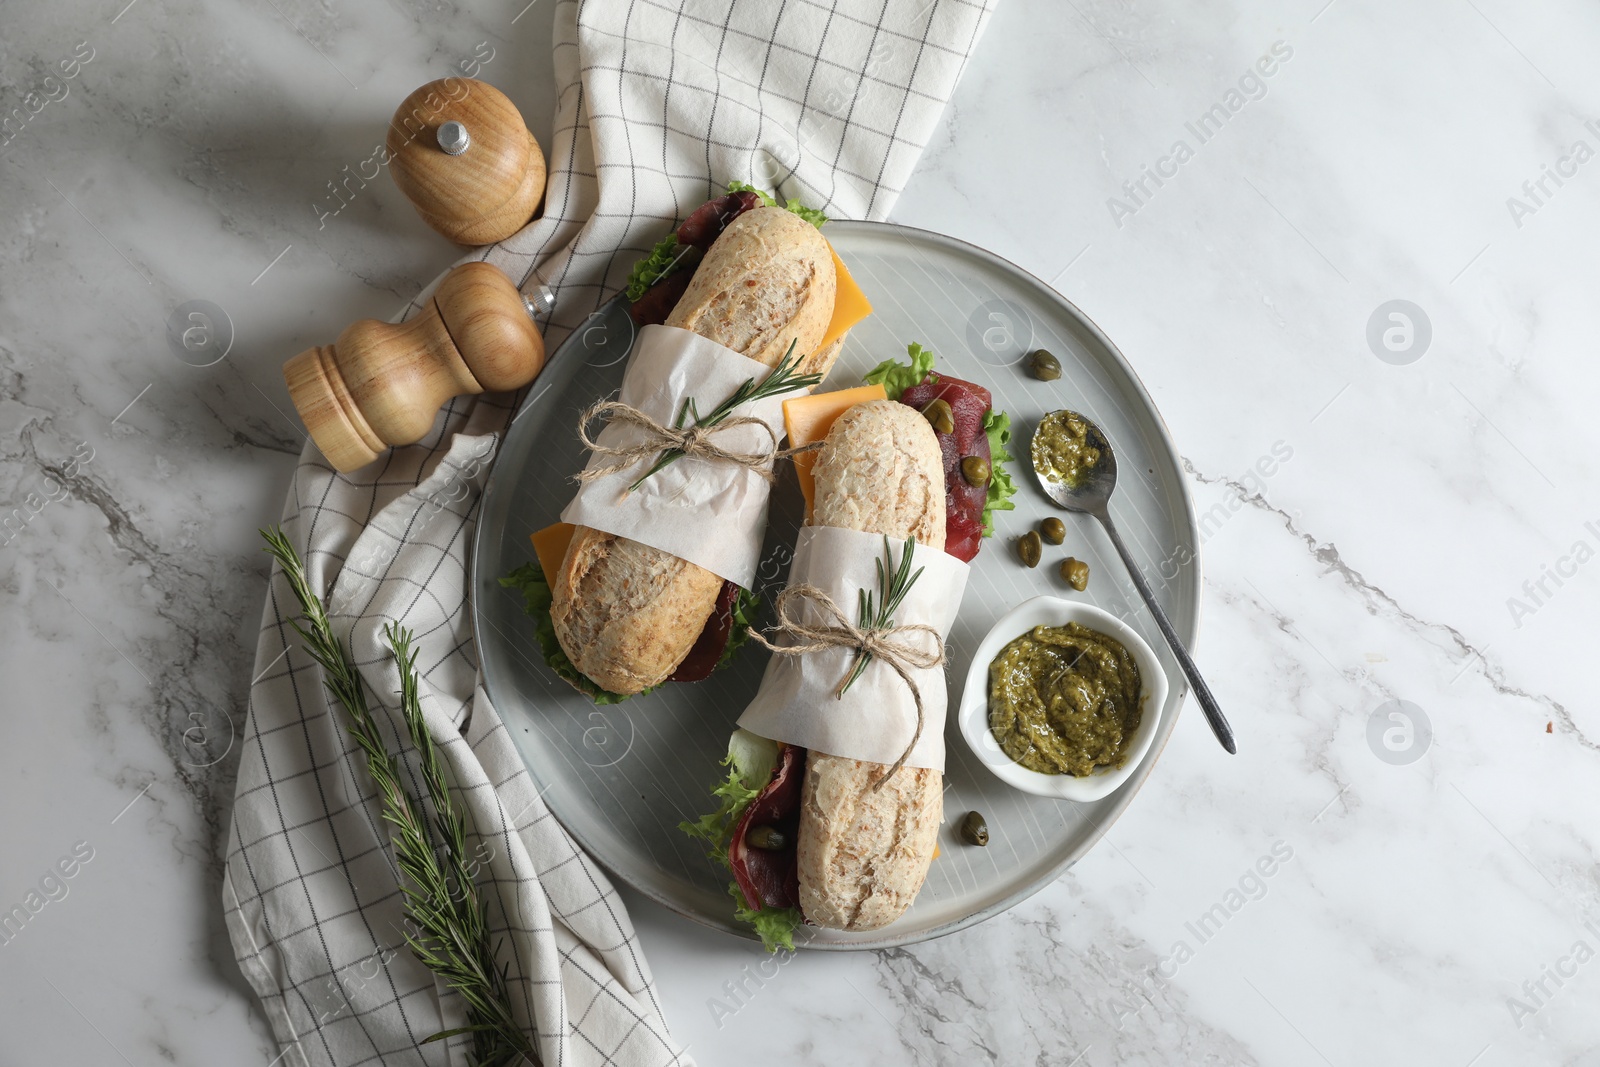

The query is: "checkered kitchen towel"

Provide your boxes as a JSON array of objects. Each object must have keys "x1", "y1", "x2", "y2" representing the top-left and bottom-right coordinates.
[{"x1": 223, "y1": 2, "x2": 996, "y2": 1065}]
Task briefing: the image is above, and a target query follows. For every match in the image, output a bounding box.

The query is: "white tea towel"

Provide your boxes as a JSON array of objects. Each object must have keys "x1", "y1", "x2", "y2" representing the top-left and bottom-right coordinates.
[{"x1": 223, "y1": 2, "x2": 996, "y2": 1065}]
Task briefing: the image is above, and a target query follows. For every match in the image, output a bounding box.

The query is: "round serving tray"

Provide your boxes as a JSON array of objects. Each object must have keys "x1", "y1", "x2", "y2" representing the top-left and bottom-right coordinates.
[{"x1": 472, "y1": 220, "x2": 1201, "y2": 949}]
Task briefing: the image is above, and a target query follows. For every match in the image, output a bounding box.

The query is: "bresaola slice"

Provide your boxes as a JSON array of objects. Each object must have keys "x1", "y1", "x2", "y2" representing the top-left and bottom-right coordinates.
[
  {"x1": 629, "y1": 190, "x2": 763, "y2": 326},
  {"x1": 898, "y1": 373, "x2": 995, "y2": 562},
  {"x1": 676, "y1": 190, "x2": 764, "y2": 248},
  {"x1": 667, "y1": 579, "x2": 741, "y2": 683},
  {"x1": 728, "y1": 742, "x2": 803, "y2": 911}
]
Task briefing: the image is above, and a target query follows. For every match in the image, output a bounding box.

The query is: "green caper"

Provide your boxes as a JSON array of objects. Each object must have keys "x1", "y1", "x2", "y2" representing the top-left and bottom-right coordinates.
[
  {"x1": 960, "y1": 811, "x2": 989, "y2": 847},
  {"x1": 1039, "y1": 517, "x2": 1066, "y2": 545},
  {"x1": 1061, "y1": 557, "x2": 1089, "y2": 591},
  {"x1": 1028, "y1": 349, "x2": 1062, "y2": 381},
  {"x1": 921, "y1": 398, "x2": 955, "y2": 435},
  {"x1": 1016, "y1": 530, "x2": 1042, "y2": 568},
  {"x1": 961, "y1": 455, "x2": 991, "y2": 488},
  {"x1": 746, "y1": 825, "x2": 787, "y2": 851}
]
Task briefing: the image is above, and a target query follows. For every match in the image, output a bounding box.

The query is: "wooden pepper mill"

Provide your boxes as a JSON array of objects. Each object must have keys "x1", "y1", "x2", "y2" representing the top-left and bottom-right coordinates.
[
  {"x1": 283, "y1": 262, "x2": 546, "y2": 472},
  {"x1": 387, "y1": 78, "x2": 546, "y2": 245}
]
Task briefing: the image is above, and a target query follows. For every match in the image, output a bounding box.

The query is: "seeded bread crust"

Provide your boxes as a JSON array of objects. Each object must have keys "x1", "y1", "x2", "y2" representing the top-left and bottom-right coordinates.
[
  {"x1": 552, "y1": 207, "x2": 838, "y2": 695},
  {"x1": 666, "y1": 207, "x2": 841, "y2": 377},
  {"x1": 809, "y1": 400, "x2": 946, "y2": 550},
  {"x1": 796, "y1": 398, "x2": 946, "y2": 930},
  {"x1": 797, "y1": 755, "x2": 943, "y2": 930}
]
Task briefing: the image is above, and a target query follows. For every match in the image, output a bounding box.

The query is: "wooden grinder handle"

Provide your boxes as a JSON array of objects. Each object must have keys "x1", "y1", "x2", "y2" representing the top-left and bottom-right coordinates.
[{"x1": 283, "y1": 262, "x2": 545, "y2": 472}]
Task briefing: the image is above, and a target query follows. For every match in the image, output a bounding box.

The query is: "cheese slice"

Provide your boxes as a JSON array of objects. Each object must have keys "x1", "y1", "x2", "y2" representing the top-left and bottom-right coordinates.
[
  {"x1": 529, "y1": 522, "x2": 576, "y2": 582},
  {"x1": 782, "y1": 384, "x2": 887, "y2": 515},
  {"x1": 817, "y1": 244, "x2": 872, "y2": 354}
]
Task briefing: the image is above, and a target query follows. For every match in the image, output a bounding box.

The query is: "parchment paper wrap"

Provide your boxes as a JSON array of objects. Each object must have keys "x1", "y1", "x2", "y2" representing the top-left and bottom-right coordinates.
[
  {"x1": 560, "y1": 324, "x2": 788, "y2": 588},
  {"x1": 737, "y1": 525, "x2": 970, "y2": 772}
]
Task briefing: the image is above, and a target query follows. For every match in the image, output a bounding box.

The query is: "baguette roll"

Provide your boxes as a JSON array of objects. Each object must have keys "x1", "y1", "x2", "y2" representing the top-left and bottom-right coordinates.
[
  {"x1": 795, "y1": 399, "x2": 946, "y2": 931},
  {"x1": 552, "y1": 207, "x2": 840, "y2": 695}
]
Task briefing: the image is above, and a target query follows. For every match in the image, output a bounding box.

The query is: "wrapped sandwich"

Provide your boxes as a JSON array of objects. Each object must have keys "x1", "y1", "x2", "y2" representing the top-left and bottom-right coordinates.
[
  {"x1": 504, "y1": 185, "x2": 874, "y2": 701},
  {"x1": 682, "y1": 345, "x2": 1015, "y2": 949}
]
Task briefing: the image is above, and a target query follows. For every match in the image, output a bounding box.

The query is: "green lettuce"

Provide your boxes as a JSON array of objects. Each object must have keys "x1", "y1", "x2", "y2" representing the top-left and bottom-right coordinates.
[
  {"x1": 726, "y1": 180, "x2": 828, "y2": 228},
  {"x1": 717, "y1": 586, "x2": 761, "y2": 673},
  {"x1": 863, "y1": 341, "x2": 937, "y2": 401},
  {"x1": 625, "y1": 233, "x2": 683, "y2": 302},
  {"x1": 731, "y1": 883, "x2": 802, "y2": 953},
  {"x1": 678, "y1": 764, "x2": 763, "y2": 867},
  {"x1": 499, "y1": 561, "x2": 648, "y2": 705},
  {"x1": 863, "y1": 342, "x2": 1017, "y2": 538},
  {"x1": 982, "y1": 408, "x2": 1017, "y2": 536},
  {"x1": 679, "y1": 731, "x2": 802, "y2": 952}
]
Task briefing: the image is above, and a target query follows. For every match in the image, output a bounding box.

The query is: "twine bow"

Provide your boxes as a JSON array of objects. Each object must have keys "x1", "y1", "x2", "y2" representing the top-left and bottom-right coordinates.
[
  {"x1": 574, "y1": 399, "x2": 781, "y2": 487},
  {"x1": 575, "y1": 400, "x2": 824, "y2": 491},
  {"x1": 747, "y1": 582, "x2": 946, "y2": 787}
]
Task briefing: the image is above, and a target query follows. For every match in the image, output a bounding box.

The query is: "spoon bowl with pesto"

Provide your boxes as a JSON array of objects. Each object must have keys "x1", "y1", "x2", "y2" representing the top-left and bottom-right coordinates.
[
  {"x1": 1030, "y1": 410, "x2": 1236, "y2": 755},
  {"x1": 957, "y1": 597, "x2": 1168, "y2": 801}
]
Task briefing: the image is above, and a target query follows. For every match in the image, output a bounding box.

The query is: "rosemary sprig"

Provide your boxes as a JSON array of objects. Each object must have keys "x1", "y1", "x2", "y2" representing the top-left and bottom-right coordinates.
[
  {"x1": 627, "y1": 338, "x2": 822, "y2": 491},
  {"x1": 260, "y1": 527, "x2": 539, "y2": 1067},
  {"x1": 839, "y1": 536, "x2": 925, "y2": 695}
]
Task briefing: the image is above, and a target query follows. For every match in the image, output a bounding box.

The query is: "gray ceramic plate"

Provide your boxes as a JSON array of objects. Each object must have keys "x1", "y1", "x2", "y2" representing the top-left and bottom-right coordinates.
[{"x1": 472, "y1": 220, "x2": 1201, "y2": 949}]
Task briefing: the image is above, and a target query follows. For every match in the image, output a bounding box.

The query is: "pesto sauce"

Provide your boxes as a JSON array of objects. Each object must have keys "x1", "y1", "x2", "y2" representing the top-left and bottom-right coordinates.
[
  {"x1": 988, "y1": 623, "x2": 1143, "y2": 776},
  {"x1": 1032, "y1": 410, "x2": 1101, "y2": 488}
]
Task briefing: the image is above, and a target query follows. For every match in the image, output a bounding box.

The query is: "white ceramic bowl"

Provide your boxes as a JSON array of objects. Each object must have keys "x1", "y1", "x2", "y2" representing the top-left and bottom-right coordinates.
[{"x1": 957, "y1": 596, "x2": 1170, "y2": 802}]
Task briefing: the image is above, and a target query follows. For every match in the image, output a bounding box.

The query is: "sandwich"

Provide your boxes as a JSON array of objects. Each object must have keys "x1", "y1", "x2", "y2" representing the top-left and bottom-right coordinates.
[
  {"x1": 503, "y1": 184, "x2": 874, "y2": 702},
  {"x1": 682, "y1": 344, "x2": 1015, "y2": 950}
]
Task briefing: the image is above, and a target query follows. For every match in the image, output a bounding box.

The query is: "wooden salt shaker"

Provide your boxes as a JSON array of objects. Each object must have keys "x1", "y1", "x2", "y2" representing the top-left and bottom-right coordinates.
[
  {"x1": 387, "y1": 78, "x2": 546, "y2": 245},
  {"x1": 283, "y1": 262, "x2": 546, "y2": 472}
]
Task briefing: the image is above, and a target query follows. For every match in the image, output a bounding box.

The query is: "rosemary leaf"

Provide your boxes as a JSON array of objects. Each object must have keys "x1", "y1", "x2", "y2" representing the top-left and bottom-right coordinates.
[
  {"x1": 838, "y1": 536, "x2": 923, "y2": 696},
  {"x1": 260, "y1": 528, "x2": 540, "y2": 1067},
  {"x1": 626, "y1": 338, "x2": 823, "y2": 491}
]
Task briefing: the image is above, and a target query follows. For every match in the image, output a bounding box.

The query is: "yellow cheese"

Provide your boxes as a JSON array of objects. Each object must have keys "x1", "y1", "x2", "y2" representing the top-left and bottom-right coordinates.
[
  {"x1": 817, "y1": 244, "x2": 872, "y2": 354},
  {"x1": 529, "y1": 522, "x2": 576, "y2": 583},
  {"x1": 782, "y1": 384, "x2": 887, "y2": 515}
]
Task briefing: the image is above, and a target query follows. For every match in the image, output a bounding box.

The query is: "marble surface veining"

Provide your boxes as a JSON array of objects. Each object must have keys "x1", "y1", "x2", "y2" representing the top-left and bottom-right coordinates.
[{"x1": 2, "y1": 1, "x2": 1596, "y2": 1064}]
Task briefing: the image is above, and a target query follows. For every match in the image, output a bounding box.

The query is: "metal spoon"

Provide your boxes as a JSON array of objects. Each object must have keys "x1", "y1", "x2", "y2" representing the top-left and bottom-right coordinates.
[{"x1": 1030, "y1": 411, "x2": 1236, "y2": 754}]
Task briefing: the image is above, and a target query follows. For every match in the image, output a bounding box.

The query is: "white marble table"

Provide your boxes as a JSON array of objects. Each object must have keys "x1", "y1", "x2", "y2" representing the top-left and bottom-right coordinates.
[{"x1": 2, "y1": 1, "x2": 1595, "y2": 1063}]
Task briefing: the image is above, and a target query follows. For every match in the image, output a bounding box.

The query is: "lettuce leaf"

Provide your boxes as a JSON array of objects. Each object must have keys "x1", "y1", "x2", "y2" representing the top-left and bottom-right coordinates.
[
  {"x1": 981, "y1": 408, "x2": 1017, "y2": 537},
  {"x1": 726, "y1": 180, "x2": 828, "y2": 229},
  {"x1": 677, "y1": 762, "x2": 763, "y2": 870},
  {"x1": 863, "y1": 341, "x2": 937, "y2": 400},
  {"x1": 730, "y1": 882, "x2": 803, "y2": 953},
  {"x1": 717, "y1": 586, "x2": 762, "y2": 674},
  {"x1": 680, "y1": 732, "x2": 800, "y2": 952},
  {"x1": 499, "y1": 561, "x2": 647, "y2": 705},
  {"x1": 625, "y1": 233, "x2": 683, "y2": 302}
]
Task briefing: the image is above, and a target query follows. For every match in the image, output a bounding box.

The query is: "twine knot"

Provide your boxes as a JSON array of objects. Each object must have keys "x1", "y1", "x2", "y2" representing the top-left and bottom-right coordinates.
[
  {"x1": 575, "y1": 399, "x2": 782, "y2": 485},
  {"x1": 747, "y1": 582, "x2": 945, "y2": 786}
]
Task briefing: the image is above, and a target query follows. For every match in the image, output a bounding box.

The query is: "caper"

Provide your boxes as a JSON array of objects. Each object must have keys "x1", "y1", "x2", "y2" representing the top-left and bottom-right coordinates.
[
  {"x1": 1039, "y1": 516, "x2": 1066, "y2": 545},
  {"x1": 1061, "y1": 557, "x2": 1089, "y2": 591},
  {"x1": 960, "y1": 811, "x2": 989, "y2": 847},
  {"x1": 746, "y1": 824, "x2": 787, "y2": 851},
  {"x1": 921, "y1": 398, "x2": 955, "y2": 435},
  {"x1": 1028, "y1": 349, "x2": 1062, "y2": 381},
  {"x1": 961, "y1": 455, "x2": 991, "y2": 488},
  {"x1": 1016, "y1": 530, "x2": 1042, "y2": 568}
]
